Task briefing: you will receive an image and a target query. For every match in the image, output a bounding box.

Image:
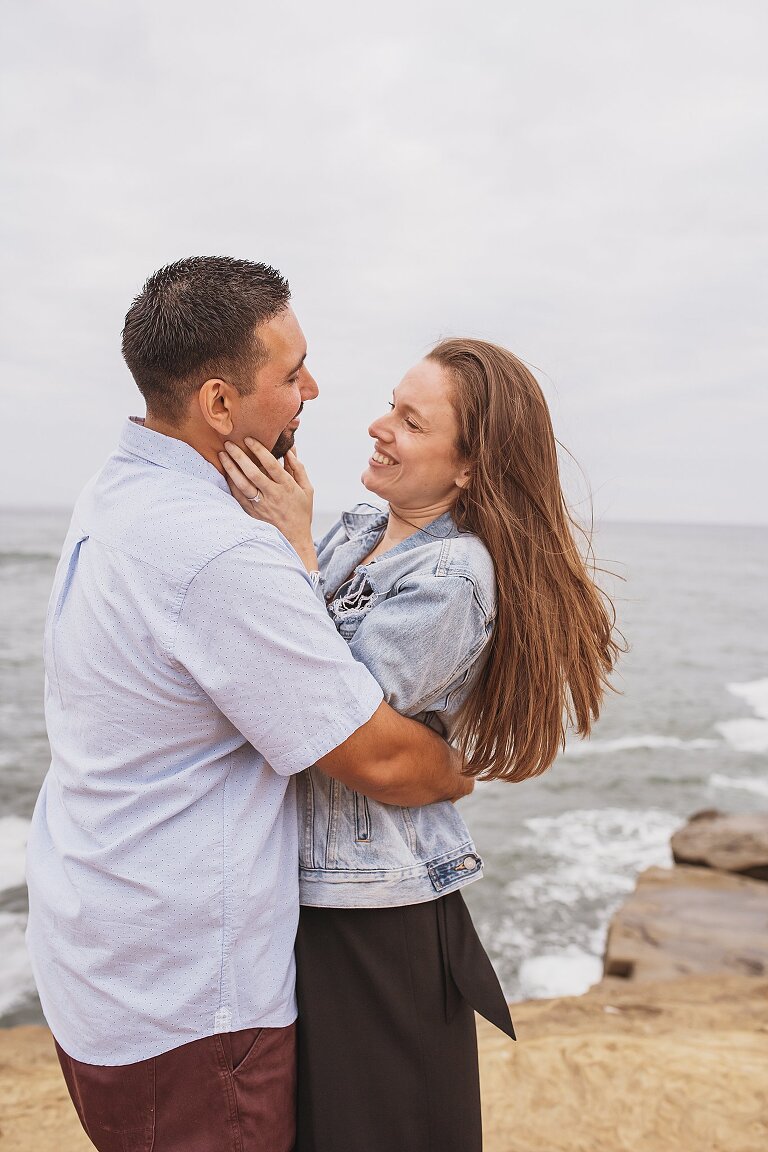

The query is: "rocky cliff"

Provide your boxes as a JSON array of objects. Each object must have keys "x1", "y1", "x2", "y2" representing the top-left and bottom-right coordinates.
[{"x1": 2, "y1": 810, "x2": 767, "y2": 1152}]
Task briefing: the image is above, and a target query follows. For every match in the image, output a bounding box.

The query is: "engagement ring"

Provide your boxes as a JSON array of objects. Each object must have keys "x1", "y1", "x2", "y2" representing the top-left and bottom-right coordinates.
[{"x1": 250, "y1": 492, "x2": 262, "y2": 504}]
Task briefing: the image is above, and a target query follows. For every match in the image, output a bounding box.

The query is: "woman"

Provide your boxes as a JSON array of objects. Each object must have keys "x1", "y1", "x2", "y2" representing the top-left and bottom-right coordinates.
[{"x1": 220, "y1": 338, "x2": 621, "y2": 1151}]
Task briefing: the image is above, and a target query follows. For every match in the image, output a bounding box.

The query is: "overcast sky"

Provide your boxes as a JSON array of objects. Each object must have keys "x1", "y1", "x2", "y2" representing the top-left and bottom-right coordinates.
[{"x1": 1, "y1": 0, "x2": 766, "y2": 524}]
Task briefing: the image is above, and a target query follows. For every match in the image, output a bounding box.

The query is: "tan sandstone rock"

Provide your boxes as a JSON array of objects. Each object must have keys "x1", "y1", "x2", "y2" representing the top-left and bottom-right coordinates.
[
  {"x1": 3, "y1": 976, "x2": 768, "y2": 1152},
  {"x1": 0, "y1": 1026, "x2": 91, "y2": 1152},
  {"x1": 478, "y1": 973, "x2": 768, "y2": 1152},
  {"x1": 603, "y1": 864, "x2": 768, "y2": 982},
  {"x1": 671, "y1": 809, "x2": 768, "y2": 881}
]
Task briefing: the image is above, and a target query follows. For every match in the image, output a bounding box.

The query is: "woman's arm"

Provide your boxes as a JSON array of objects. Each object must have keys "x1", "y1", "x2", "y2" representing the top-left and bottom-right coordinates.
[{"x1": 348, "y1": 570, "x2": 493, "y2": 721}]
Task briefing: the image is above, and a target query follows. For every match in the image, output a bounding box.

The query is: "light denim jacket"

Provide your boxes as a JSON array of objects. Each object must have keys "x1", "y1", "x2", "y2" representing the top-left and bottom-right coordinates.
[{"x1": 298, "y1": 504, "x2": 496, "y2": 908}]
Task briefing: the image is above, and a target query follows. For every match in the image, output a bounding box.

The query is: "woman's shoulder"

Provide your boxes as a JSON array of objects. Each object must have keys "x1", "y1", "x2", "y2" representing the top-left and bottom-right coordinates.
[
  {"x1": 380, "y1": 517, "x2": 495, "y2": 617},
  {"x1": 436, "y1": 529, "x2": 496, "y2": 613}
]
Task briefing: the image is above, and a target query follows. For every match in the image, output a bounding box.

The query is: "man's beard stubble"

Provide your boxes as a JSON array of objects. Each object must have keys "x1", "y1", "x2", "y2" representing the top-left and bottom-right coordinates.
[
  {"x1": 270, "y1": 401, "x2": 302, "y2": 459},
  {"x1": 271, "y1": 427, "x2": 296, "y2": 460}
]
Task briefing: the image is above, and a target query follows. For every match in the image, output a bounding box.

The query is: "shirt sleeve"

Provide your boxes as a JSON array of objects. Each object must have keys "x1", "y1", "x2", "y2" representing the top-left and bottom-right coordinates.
[
  {"x1": 347, "y1": 571, "x2": 493, "y2": 717},
  {"x1": 172, "y1": 533, "x2": 383, "y2": 776}
]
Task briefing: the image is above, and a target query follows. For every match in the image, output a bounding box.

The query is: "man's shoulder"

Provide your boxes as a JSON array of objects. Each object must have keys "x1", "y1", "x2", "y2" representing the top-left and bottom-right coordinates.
[{"x1": 82, "y1": 458, "x2": 291, "y2": 581}]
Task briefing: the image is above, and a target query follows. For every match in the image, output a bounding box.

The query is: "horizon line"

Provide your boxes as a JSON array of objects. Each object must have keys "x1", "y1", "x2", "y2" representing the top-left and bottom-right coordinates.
[{"x1": 1, "y1": 505, "x2": 767, "y2": 532}]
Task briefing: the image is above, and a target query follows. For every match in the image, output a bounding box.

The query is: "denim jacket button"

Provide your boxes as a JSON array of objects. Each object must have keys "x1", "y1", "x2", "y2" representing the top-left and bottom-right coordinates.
[{"x1": 462, "y1": 855, "x2": 478, "y2": 871}]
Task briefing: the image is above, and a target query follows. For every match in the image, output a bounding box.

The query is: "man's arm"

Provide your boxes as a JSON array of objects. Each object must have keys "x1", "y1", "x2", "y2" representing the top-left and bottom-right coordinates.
[
  {"x1": 315, "y1": 700, "x2": 473, "y2": 806},
  {"x1": 174, "y1": 536, "x2": 471, "y2": 802}
]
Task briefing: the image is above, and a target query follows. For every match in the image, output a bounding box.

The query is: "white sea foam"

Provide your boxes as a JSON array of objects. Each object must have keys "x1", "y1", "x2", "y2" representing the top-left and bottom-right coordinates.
[
  {"x1": 513, "y1": 807, "x2": 678, "y2": 902},
  {"x1": 727, "y1": 678, "x2": 768, "y2": 720},
  {"x1": 518, "y1": 948, "x2": 603, "y2": 1000},
  {"x1": 709, "y1": 773, "x2": 768, "y2": 798},
  {"x1": 716, "y1": 678, "x2": 768, "y2": 752},
  {"x1": 716, "y1": 719, "x2": 768, "y2": 753},
  {"x1": 489, "y1": 807, "x2": 679, "y2": 999},
  {"x1": 0, "y1": 816, "x2": 29, "y2": 892},
  {"x1": 0, "y1": 912, "x2": 36, "y2": 1016},
  {"x1": 562, "y1": 734, "x2": 718, "y2": 758}
]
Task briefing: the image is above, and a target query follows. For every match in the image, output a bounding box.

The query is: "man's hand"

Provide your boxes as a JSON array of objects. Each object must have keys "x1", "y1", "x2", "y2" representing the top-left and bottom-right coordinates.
[{"x1": 450, "y1": 765, "x2": 475, "y2": 802}]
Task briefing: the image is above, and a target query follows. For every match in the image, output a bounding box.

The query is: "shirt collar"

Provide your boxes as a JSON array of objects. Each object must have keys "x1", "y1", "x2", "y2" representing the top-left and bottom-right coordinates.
[{"x1": 120, "y1": 417, "x2": 229, "y2": 494}]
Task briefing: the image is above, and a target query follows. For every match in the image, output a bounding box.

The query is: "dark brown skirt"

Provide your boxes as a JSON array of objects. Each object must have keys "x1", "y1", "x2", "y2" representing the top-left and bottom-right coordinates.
[{"x1": 295, "y1": 890, "x2": 515, "y2": 1152}]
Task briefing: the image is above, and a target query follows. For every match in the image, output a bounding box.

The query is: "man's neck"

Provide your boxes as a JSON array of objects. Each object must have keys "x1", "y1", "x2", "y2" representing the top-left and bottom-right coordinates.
[{"x1": 143, "y1": 413, "x2": 225, "y2": 474}]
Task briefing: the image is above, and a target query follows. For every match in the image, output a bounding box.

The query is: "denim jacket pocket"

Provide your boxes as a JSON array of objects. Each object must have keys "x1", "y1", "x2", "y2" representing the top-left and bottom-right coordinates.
[{"x1": 354, "y1": 792, "x2": 372, "y2": 842}]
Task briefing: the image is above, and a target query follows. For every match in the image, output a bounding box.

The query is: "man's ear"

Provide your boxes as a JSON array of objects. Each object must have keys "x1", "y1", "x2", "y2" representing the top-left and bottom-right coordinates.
[{"x1": 197, "y1": 378, "x2": 237, "y2": 436}]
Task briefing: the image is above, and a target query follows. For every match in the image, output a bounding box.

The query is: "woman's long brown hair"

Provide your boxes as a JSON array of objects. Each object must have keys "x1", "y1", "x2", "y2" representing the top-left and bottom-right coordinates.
[{"x1": 428, "y1": 338, "x2": 623, "y2": 782}]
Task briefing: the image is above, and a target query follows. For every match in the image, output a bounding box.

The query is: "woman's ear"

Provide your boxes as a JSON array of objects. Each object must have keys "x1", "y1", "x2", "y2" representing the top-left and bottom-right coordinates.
[
  {"x1": 198, "y1": 378, "x2": 237, "y2": 437},
  {"x1": 455, "y1": 464, "x2": 472, "y2": 490}
]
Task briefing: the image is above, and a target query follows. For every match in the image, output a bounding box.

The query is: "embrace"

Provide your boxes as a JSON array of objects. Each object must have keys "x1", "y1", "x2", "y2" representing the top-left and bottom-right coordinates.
[{"x1": 26, "y1": 257, "x2": 620, "y2": 1151}]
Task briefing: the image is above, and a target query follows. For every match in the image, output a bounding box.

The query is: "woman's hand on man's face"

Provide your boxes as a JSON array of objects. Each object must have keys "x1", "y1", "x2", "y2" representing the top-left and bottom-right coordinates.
[{"x1": 219, "y1": 440, "x2": 318, "y2": 572}]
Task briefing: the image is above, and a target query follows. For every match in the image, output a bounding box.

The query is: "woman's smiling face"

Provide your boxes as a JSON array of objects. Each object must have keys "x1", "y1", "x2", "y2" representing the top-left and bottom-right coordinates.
[{"x1": 361, "y1": 358, "x2": 470, "y2": 512}]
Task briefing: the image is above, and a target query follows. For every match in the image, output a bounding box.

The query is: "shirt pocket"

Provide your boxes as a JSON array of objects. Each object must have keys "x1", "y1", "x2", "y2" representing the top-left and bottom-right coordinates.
[{"x1": 44, "y1": 534, "x2": 88, "y2": 704}]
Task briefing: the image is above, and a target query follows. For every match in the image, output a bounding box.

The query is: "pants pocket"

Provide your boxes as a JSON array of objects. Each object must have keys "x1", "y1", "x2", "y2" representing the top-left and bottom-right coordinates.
[{"x1": 218, "y1": 1027, "x2": 265, "y2": 1075}]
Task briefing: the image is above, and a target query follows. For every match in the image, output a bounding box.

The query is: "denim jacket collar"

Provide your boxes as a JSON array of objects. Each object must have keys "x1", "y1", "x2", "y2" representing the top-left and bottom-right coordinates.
[
  {"x1": 329, "y1": 507, "x2": 462, "y2": 598},
  {"x1": 340, "y1": 506, "x2": 388, "y2": 540},
  {"x1": 340, "y1": 506, "x2": 460, "y2": 554}
]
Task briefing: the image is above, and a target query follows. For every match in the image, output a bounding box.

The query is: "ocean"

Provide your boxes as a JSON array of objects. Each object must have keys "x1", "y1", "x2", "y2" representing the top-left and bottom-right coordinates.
[{"x1": 1, "y1": 509, "x2": 767, "y2": 1026}]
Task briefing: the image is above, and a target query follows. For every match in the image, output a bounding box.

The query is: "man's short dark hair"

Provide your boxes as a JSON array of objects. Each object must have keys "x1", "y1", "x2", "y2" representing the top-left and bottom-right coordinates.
[{"x1": 121, "y1": 256, "x2": 291, "y2": 423}]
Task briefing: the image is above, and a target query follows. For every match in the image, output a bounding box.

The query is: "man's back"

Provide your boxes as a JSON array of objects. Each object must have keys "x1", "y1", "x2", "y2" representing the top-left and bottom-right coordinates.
[{"x1": 26, "y1": 419, "x2": 383, "y2": 1064}]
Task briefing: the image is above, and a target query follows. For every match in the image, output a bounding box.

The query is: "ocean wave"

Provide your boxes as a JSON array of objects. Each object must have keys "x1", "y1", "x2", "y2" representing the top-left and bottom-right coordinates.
[
  {"x1": 716, "y1": 719, "x2": 768, "y2": 753},
  {"x1": 0, "y1": 912, "x2": 36, "y2": 1017},
  {"x1": 507, "y1": 807, "x2": 678, "y2": 908},
  {"x1": 486, "y1": 807, "x2": 679, "y2": 1000},
  {"x1": 562, "y1": 734, "x2": 718, "y2": 758},
  {"x1": 727, "y1": 678, "x2": 768, "y2": 720},
  {"x1": 518, "y1": 948, "x2": 603, "y2": 1000},
  {"x1": 0, "y1": 816, "x2": 30, "y2": 893},
  {"x1": 709, "y1": 773, "x2": 768, "y2": 798},
  {"x1": 716, "y1": 678, "x2": 768, "y2": 752}
]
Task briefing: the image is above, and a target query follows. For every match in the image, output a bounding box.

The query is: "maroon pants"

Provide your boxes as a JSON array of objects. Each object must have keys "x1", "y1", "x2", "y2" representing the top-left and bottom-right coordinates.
[{"x1": 54, "y1": 1024, "x2": 296, "y2": 1152}]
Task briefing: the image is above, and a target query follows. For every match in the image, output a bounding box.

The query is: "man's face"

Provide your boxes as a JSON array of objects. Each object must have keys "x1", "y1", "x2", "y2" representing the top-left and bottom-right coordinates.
[{"x1": 234, "y1": 306, "x2": 318, "y2": 457}]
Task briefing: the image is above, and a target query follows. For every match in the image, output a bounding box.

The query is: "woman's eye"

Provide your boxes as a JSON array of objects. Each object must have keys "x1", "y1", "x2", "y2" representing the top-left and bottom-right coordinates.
[{"x1": 387, "y1": 401, "x2": 419, "y2": 431}]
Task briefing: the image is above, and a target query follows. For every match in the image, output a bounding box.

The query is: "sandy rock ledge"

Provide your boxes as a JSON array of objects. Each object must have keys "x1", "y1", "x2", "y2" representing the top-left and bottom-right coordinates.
[
  {"x1": 2, "y1": 974, "x2": 767, "y2": 1152},
  {"x1": 478, "y1": 973, "x2": 768, "y2": 1152},
  {"x1": 4, "y1": 811, "x2": 768, "y2": 1151}
]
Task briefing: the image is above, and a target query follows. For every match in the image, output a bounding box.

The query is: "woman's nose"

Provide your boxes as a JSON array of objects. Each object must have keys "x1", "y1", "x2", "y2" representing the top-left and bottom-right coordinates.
[{"x1": 368, "y1": 412, "x2": 393, "y2": 441}]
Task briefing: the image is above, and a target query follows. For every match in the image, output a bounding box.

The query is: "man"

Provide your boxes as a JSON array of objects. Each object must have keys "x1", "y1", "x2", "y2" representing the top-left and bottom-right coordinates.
[{"x1": 26, "y1": 256, "x2": 470, "y2": 1152}]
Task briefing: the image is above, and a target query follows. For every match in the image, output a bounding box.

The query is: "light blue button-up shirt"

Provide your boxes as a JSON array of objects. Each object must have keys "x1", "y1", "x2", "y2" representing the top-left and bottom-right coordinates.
[{"x1": 25, "y1": 418, "x2": 383, "y2": 1066}]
